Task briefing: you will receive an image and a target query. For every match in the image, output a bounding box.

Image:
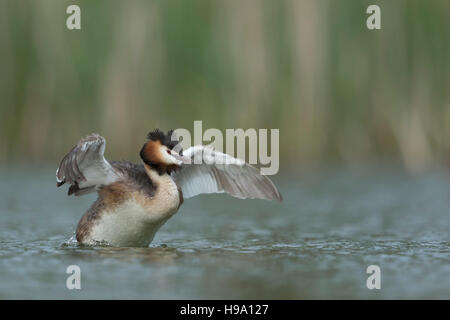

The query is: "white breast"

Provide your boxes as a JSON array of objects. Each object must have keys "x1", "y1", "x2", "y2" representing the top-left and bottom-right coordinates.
[{"x1": 86, "y1": 173, "x2": 180, "y2": 247}]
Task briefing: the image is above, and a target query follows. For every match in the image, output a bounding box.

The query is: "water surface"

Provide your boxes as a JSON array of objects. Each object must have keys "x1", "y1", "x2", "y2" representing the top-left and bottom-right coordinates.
[{"x1": 0, "y1": 165, "x2": 449, "y2": 299}]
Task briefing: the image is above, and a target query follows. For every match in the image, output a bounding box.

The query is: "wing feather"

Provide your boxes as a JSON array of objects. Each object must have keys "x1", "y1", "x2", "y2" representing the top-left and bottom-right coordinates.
[
  {"x1": 172, "y1": 146, "x2": 282, "y2": 201},
  {"x1": 56, "y1": 134, "x2": 120, "y2": 196}
]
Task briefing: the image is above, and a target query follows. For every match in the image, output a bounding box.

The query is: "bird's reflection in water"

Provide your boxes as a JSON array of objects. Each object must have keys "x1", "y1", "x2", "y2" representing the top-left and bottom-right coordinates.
[
  {"x1": 99, "y1": 246, "x2": 178, "y2": 263},
  {"x1": 63, "y1": 241, "x2": 180, "y2": 264}
]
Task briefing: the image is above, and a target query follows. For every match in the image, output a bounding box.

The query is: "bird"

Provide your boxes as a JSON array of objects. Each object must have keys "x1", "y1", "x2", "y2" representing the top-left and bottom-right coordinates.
[{"x1": 56, "y1": 129, "x2": 282, "y2": 247}]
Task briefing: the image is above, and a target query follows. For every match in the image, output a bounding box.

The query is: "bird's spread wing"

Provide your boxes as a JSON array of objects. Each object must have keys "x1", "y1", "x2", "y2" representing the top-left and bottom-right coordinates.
[
  {"x1": 56, "y1": 134, "x2": 120, "y2": 196},
  {"x1": 172, "y1": 145, "x2": 282, "y2": 201}
]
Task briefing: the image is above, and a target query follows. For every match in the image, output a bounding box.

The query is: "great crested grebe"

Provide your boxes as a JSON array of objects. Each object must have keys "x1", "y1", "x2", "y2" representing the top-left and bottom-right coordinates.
[{"x1": 56, "y1": 129, "x2": 282, "y2": 247}]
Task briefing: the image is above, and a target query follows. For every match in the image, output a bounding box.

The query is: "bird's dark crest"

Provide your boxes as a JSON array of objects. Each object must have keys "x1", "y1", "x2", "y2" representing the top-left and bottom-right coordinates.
[{"x1": 147, "y1": 129, "x2": 179, "y2": 150}]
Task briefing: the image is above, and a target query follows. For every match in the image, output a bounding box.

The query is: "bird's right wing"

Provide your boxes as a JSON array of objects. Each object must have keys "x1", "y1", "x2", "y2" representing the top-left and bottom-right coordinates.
[{"x1": 56, "y1": 134, "x2": 121, "y2": 196}]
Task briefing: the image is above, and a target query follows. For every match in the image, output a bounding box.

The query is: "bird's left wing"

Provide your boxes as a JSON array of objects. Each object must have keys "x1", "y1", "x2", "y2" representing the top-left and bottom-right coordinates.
[{"x1": 172, "y1": 145, "x2": 282, "y2": 201}]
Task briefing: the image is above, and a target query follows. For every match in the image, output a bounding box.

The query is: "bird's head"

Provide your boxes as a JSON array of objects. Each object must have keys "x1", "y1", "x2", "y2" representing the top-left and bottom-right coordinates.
[{"x1": 140, "y1": 129, "x2": 183, "y2": 172}]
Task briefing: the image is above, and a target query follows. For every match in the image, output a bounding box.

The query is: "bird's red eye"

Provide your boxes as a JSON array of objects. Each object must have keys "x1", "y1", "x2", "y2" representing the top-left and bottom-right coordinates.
[{"x1": 166, "y1": 150, "x2": 171, "y2": 155}]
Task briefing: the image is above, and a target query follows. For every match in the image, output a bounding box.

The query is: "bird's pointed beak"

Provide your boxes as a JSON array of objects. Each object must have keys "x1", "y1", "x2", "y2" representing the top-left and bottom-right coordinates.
[{"x1": 172, "y1": 152, "x2": 190, "y2": 165}]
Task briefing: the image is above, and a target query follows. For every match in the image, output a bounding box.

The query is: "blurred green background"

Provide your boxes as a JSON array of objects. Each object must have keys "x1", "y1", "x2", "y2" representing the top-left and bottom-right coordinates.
[{"x1": 1, "y1": 0, "x2": 450, "y2": 172}]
